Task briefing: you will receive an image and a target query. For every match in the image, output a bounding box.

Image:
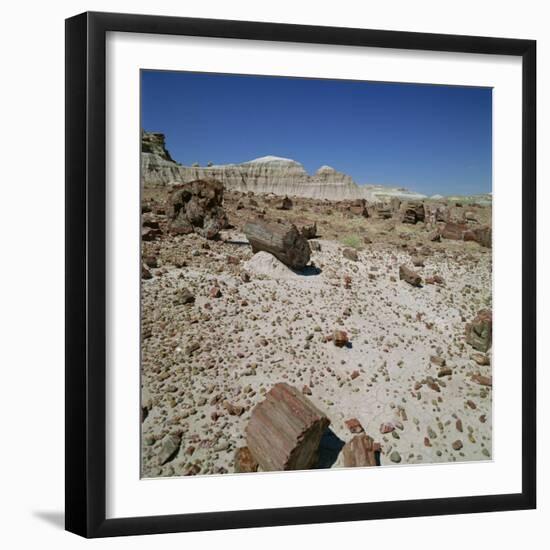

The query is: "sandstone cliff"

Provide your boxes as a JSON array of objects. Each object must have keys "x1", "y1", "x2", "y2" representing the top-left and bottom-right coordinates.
[{"x1": 141, "y1": 131, "x2": 425, "y2": 202}]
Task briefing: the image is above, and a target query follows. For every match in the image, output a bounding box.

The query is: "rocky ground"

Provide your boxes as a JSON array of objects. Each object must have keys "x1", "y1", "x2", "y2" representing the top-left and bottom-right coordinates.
[{"x1": 140, "y1": 188, "x2": 492, "y2": 478}]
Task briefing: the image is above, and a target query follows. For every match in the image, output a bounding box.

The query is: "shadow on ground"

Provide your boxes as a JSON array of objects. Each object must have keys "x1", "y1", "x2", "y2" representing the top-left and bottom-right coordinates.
[{"x1": 294, "y1": 265, "x2": 322, "y2": 276}]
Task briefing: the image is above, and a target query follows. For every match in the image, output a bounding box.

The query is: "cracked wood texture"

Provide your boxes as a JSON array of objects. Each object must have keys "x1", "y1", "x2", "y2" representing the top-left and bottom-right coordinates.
[
  {"x1": 342, "y1": 434, "x2": 379, "y2": 467},
  {"x1": 244, "y1": 219, "x2": 311, "y2": 270},
  {"x1": 245, "y1": 383, "x2": 330, "y2": 471}
]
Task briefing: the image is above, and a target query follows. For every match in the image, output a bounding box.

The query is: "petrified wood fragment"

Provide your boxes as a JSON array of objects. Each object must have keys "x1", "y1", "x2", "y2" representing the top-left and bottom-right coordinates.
[
  {"x1": 465, "y1": 309, "x2": 492, "y2": 352},
  {"x1": 342, "y1": 434, "x2": 380, "y2": 467},
  {"x1": 402, "y1": 202, "x2": 425, "y2": 224},
  {"x1": 300, "y1": 222, "x2": 317, "y2": 239},
  {"x1": 244, "y1": 219, "x2": 311, "y2": 270},
  {"x1": 473, "y1": 225, "x2": 492, "y2": 248},
  {"x1": 245, "y1": 383, "x2": 330, "y2": 471},
  {"x1": 167, "y1": 179, "x2": 228, "y2": 239},
  {"x1": 399, "y1": 265, "x2": 422, "y2": 287},
  {"x1": 441, "y1": 222, "x2": 468, "y2": 241},
  {"x1": 234, "y1": 447, "x2": 259, "y2": 473}
]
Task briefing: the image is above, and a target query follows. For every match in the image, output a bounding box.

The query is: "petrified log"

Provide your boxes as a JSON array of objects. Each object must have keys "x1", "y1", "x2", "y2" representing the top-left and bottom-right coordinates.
[
  {"x1": 465, "y1": 309, "x2": 492, "y2": 352},
  {"x1": 399, "y1": 265, "x2": 422, "y2": 287},
  {"x1": 245, "y1": 383, "x2": 330, "y2": 471},
  {"x1": 342, "y1": 434, "x2": 380, "y2": 467},
  {"x1": 402, "y1": 202, "x2": 425, "y2": 224},
  {"x1": 244, "y1": 219, "x2": 311, "y2": 270},
  {"x1": 441, "y1": 222, "x2": 468, "y2": 240},
  {"x1": 167, "y1": 179, "x2": 228, "y2": 239},
  {"x1": 376, "y1": 206, "x2": 393, "y2": 219}
]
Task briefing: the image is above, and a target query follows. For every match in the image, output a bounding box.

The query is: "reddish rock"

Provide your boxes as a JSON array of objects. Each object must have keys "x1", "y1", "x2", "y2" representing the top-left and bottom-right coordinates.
[
  {"x1": 441, "y1": 222, "x2": 468, "y2": 241},
  {"x1": 402, "y1": 202, "x2": 425, "y2": 224},
  {"x1": 245, "y1": 383, "x2": 330, "y2": 471},
  {"x1": 342, "y1": 434, "x2": 379, "y2": 467},
  {"x1": 471, "y1": 374, "x2": 492, "y2": 387},
  {"x1": 427, "y1": 380, "x2": 441, "y2": 392},
  {"x1": 209, "y1": 286, "x2": 222, "y2": 298},
  {"x1": 465, "y1": 309, "x2": 492, "y2": 352},
  {"x1": 167, "y1": 179, "x2": 228, "y2": 239},
  {"x1": 350, "y1": 370, "x2": 360, "y2": 380},
  {"x1": 333, "y1": 330, "x2": 349, "y2": 348},
  {"x1": 379, "y1": 422, "x2": 395, "y2": 434},
  {"x1": 345, "y1": 418, "x2": 364, "y2": 434},
  {"x1": 234, "y1": 447, "x2": 259, "y2": 473},
  {"x1": 302, "y1": 385, "x2": 312, "y2": 396}
]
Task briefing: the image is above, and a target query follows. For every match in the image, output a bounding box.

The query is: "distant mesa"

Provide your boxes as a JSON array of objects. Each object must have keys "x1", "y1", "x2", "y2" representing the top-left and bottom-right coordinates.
[{"x1": 141, "y1": 130, "x2": 456, "y2": 202}]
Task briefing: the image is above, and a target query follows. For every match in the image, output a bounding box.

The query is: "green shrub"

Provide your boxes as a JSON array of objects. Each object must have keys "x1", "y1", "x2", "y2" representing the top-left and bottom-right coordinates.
[{"x1": 340, "y1": 234, "x2": 362, "y2": 249}]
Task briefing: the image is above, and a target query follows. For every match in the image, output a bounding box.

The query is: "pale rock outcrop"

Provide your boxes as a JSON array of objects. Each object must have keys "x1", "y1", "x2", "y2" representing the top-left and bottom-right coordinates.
[
  {"x1": 141, "y1": 131, "x2": 425, "y2": 202},
  {"x1": 142, "y1": 132, "x2": 364, "y2": 200}
]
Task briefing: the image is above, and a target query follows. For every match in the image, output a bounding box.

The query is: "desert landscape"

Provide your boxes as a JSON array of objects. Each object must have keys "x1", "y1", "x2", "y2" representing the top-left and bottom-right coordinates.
[{"x1": 140, "y1": 131, "x2": 493, "y2": 478}]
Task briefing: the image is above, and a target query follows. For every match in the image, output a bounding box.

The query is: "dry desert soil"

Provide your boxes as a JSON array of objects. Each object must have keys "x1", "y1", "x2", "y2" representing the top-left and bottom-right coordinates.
[{"x1": 140, "y1": 188, "x2": 492, "y2": 478}]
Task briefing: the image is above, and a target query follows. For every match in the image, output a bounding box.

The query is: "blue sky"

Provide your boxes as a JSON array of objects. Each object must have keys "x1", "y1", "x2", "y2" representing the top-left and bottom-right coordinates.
[{"x1": 141, "y1": 71, "x2": 492, "y2": 196}]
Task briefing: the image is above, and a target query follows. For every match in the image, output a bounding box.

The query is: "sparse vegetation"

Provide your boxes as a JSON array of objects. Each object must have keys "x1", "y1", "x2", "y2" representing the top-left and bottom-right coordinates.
[{"x1": 340, "y1": 234, "x2": 363, "y2": 249}]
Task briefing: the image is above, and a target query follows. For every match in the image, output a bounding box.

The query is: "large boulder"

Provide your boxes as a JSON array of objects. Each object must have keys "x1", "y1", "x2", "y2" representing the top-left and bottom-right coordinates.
[{"x1": 167, "y1": 179, "x2": 228, "y2": 239}]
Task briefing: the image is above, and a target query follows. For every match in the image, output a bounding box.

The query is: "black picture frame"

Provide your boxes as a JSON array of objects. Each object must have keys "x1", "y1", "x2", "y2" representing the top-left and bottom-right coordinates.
[{"x1": 65, "y1": 11, "x2": 536, "y2": 538}]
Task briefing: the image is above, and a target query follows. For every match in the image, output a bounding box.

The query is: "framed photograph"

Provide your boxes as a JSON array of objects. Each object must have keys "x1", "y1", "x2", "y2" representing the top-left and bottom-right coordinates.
[{"x1": 65, "y1": 11, "x2": 536, "y2": 538}]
